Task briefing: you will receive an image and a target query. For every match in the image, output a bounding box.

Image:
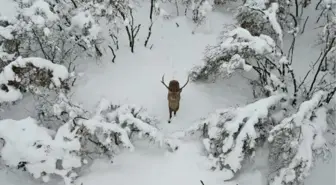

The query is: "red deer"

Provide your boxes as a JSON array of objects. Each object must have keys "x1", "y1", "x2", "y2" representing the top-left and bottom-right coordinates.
[{"x1": 161, "y1": 74, "x2": 189, "y2": 123}]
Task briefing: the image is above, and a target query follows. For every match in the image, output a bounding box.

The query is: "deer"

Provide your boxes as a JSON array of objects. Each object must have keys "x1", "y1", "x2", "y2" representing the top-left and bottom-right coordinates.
[{"x1": 161, "y1": 74, "x2": 190, "y2": 123}]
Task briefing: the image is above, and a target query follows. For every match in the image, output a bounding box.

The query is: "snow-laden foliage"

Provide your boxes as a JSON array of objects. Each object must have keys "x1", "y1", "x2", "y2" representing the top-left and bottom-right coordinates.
[
  {"x1": 268, "y1": 91, "x2": 332, "y2": 185},
  {"x1": 176, "y1": 90, "x2": 334, "y2": 183},
  {"x1": 0, "y1": 0, "x2": 135, "y2": 65},
  {"x1": 0, "y1": 56, "x2": 69, "y2": 104},
  {"x1": 181, "y1": 94, "x2": 286, "y2": 179},
  {"x1": 0, "y1": 95, "x2": 179, "y2": 184},
  {"x1": 191, "y1": 0, "x2": 213, "y2": 26},
  {"x1": 93, "y1": 99, "x2": 179, "y2": 152},
  {"x1": 236, "y1": 0, "x2": 284, "y2": 45},
  {"x1": 0, "y1": 0, "x2": 102, "y2": 63},
  {"x1": 189, "y1": 23, "x2": 301, "y2": 101},
  {"x1": 190, "y1": 25, "x2": 277, "y2": 82},
  {"x1": 35, "y1": 92, "x2": 87, "y2": 131},
  {"x1": 0, "y1": 117, "x2": 83, "y2": 185},
  {"x1": 0, "y1": 115, "x2": 135, "y2": 185},
  {"x1": 187, "y1": 1, "x2": 335, "y2": 183}
]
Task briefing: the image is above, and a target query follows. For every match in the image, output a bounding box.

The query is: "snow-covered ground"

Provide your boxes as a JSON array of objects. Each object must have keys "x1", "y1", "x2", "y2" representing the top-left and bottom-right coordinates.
[
  {"x1": 0, "y1": 1, "x2": 335, "y2": 185},
  {"x1": 71, "y1": 7, "x2": 256, "y2": 185}
]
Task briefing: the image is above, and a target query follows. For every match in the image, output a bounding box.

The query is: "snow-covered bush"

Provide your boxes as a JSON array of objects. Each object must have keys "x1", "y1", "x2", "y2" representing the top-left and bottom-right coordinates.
[
  {"x1": 35, "y1": 92, "x2": 87, "y2": 130},
  {"x1": 236, "y1": 0, "x2": 284, "y2": 45},
  {"x1": 0, "y1": 0, "x2": 138, "y2": 65},
  {"x1": 0, "y1": 115, "x2": 136, "y2": 185},
  {"x1": 182, "y1": 93, "x2": 286, "y2": 179},
  {"x1": 178, "y1": 90, "x2": 335, "y2": 183},
  {"x1": 189, "y1": 25, "x2": 283, "y2": 91},
  {"x1": 92, "y1": 99, "x2": 179, "y2": 152},
  {"x1": 187, "y1": 1, "x2": 336, "y2": 181},
  {"x1": 188, "y1": 24, "x2": 298, "y2": 101},
  {"x1": 0, "y1": 56, "x2": 70, "y2": 104},
  {"x1": 0, "y1": 96, "x2": 179, "y2": 184},
  {"x1": 268, "y1": 91, "x2": 332, "y2": 185},
  {"x1": 1, "y1": 0, "x2": 104, "y2": 63},
  {"x1": 0, "y1": 117, "x2": 83, "y2": 185}
]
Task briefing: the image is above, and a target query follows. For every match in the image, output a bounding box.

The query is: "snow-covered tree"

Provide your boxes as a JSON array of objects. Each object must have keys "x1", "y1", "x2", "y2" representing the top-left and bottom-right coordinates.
[
  {"x1": 0, "y1": 0, "x2": 141, "y2": 65},
  {"x1": 190, "y1": 25, "x2": 277, "y2": 82},
  {"x1": 268, "y1": 91, "x2": 332, "y2": 185},
  {"x1": 182, "y1": 93, "x2": 286, "y2": 179},
  {"x1": 178, "y1": 89, "x2": 335, "y2": 183},
  {"x1": 0, "y1": 0, "x2": 104, "y2": 65},
  {"x1": 189, "y1": 25, "x2": 294, "y2": 100},
  {"x1": 186, "y1": 0, "x2": 336, "y2": 184}
]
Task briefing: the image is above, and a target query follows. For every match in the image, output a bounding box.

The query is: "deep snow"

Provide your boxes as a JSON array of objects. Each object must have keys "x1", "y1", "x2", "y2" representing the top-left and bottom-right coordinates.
[{"x1": 0, "y1": 1, "x2": 335, "y2": 185}]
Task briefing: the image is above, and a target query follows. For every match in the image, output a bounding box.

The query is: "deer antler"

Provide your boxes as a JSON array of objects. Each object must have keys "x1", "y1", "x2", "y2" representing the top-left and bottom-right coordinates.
[
  {"x1": 179, "y1": 75, "x2": 190, "y2": 91},
  {"x1": 161, "y1": 74, "x2": 170, "y2": 90}
]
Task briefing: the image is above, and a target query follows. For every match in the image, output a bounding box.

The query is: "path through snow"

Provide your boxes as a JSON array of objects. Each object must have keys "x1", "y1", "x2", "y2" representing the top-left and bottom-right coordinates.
[{"x1": 78, "y1": 141, "x2": 240, "y2": 185}]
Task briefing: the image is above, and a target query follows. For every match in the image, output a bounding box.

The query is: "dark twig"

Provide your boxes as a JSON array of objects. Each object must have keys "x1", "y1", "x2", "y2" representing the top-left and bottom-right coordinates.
[
  {"x1": 108, "y1": 45, "x2": 116, "y2": 63},
  {"x1": 308, "y1": 38, "x2": 335, "y2": 96}
]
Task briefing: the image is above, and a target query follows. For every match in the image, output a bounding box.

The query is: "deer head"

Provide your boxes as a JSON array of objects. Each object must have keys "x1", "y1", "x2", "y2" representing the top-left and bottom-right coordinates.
[{"x1": 161, "y1": 74, "x2": 189, "y2": 93}]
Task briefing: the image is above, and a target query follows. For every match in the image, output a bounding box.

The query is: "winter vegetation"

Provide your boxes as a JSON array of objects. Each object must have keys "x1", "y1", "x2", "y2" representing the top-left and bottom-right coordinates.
[{"x1": 0, "y1": 0, "x2": 335, "y2": 185}]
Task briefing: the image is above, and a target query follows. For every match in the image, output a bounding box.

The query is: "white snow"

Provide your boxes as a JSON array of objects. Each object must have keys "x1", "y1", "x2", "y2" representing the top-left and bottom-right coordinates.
[
  {"x1": 77, "y1": 142, "x2": 237, "y2": 185},
  {"x1": 0, "y1": 1, "x2": 335, "y2": 185}
]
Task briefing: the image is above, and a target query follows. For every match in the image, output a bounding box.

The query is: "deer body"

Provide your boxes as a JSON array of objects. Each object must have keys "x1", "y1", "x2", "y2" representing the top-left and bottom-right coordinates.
[
  {"x1": 168, "y1": 91, "x2": 180, "y2": 110},
  {"x1": 161, "y1": 76, "x2": 189, "y2": 123}
]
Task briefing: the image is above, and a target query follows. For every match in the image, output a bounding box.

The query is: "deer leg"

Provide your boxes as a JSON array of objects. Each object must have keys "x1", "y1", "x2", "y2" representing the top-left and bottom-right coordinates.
[
  {"x1": 168, "y1": 107, "x2": 173, "y2": 123},
  {"x1": 173, "y1": 105, "x2": 179, "y2": 116}
]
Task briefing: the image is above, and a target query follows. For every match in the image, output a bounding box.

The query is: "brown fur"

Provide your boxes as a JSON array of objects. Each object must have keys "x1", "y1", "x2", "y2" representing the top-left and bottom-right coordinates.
[{"x1": 161, "y1": 75, "x2": 189, "y2": 123}]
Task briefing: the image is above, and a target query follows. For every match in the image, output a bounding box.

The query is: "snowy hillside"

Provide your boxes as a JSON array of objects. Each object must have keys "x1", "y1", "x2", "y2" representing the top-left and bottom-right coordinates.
[{"x1": 0, "y1": 0, "x2": 335, "y2": 185}]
